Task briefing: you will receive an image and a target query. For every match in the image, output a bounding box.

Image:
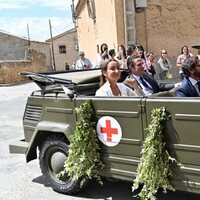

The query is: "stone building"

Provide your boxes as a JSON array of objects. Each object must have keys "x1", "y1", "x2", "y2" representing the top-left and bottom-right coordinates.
[
  {"x1": 75, "y1": 0, "x2": 200, "y2": 77},
  {"x1": 46, "y1": 27, "x2": 79, "y2": 71},
  {"x1": 0, "y1": 31, "x2": 52, "y2": 85}
]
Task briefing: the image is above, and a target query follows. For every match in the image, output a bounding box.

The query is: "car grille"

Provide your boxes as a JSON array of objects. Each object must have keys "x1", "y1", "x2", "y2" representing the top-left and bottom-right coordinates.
[{"x1": 24, "y1": 105, "x2": 43, "y2": 122}]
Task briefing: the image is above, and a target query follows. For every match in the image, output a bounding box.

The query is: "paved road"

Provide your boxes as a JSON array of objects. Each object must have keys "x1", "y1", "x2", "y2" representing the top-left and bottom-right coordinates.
[{"x1": 0, "y1": 82, "x2": 200, "y2": 200}]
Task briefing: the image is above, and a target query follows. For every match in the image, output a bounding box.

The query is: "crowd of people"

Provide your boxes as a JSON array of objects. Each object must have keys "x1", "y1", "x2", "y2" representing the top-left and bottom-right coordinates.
[{"x1": 72, "y1": 43, "x2": 200, "y2": 97}]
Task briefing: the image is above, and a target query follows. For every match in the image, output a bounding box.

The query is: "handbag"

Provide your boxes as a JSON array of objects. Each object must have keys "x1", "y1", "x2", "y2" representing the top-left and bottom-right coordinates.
[{"x1": 166, "y1": 70, "x2": 173, "y2": 79}]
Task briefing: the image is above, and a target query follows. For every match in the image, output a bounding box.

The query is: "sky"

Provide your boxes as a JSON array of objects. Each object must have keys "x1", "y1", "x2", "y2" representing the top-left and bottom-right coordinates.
[{"x1": 0, "y1": 0, "x2": 78, "y2": 42}]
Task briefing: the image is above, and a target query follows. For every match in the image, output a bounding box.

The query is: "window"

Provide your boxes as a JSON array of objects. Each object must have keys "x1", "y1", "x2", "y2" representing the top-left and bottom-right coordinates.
[
  {"x1": 59, "y1": 45, "x2": 66, "y2": 54},
  {"x1": 87, "y1": 0, "x2": 96, "y2": 22}
]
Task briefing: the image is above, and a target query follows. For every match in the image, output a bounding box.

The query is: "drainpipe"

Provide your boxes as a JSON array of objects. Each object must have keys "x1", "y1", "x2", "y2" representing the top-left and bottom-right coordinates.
[
  {"x1": 144, "y1": 8, "x2": 148, "y2": 51},
  {"x1": 123, "y1": 0, "x2": 127, "y2": 47}
]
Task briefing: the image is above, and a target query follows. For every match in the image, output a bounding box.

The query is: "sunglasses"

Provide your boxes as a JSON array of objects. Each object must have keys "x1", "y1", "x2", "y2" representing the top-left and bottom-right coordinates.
[{"x1": 162, "y1": 52, "x2": 167, "y2": 54}]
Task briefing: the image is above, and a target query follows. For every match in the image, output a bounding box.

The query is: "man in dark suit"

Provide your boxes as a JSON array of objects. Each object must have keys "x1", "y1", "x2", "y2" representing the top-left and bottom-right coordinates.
[
  {"x1": 126, "y1": 56, "x2": 174, "y2": 96},
  {"x1": 176, "y1": 56, "x2": 200, "y2": 97}
]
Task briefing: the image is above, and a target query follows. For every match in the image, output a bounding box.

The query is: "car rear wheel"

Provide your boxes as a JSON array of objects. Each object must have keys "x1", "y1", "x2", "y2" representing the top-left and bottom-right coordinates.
[{"x1": 39, "y1": 135, "x2": 82, "y2": 194}]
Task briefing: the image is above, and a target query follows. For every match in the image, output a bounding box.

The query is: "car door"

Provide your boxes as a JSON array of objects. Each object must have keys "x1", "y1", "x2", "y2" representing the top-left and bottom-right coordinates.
[
  {"x1": 145, "y1": 97, "x2": 200, "y2": 194},
  {"x1": 76, "y1": 96, "x2": 144, "y2": 181}
]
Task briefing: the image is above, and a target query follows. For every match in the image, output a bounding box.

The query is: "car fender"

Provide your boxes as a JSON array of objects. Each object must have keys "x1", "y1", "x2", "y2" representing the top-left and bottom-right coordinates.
[{"x1": 26, "y1": 121, "x2": 74, "y2": 162}]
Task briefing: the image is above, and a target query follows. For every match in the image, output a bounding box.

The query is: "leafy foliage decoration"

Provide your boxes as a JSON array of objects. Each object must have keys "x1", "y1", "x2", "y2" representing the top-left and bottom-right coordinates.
[
  {"x1": 58, "y1": 100, "x2": 104, "y2": 186},
  {"x1": 132, "y1": 106, "x2": 179, "y2": 200}
]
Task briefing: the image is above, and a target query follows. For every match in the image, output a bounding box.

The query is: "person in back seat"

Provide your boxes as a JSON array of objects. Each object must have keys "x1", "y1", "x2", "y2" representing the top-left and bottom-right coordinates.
[
  {"x1": 95, "y1": 60, "x2": 144, "y2": 97},
  {"x1": 176, "y1": 56, "x2": 200, "y2": 97},
  {"x1": 126, "y1": 56, "x2": 174, "y2": 96}
]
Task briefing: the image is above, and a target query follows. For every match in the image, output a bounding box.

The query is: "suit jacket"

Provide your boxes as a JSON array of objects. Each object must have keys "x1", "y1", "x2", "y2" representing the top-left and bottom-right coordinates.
[
  {"x1": 176, "y1": 77, "x2": 199, "y2": 97},
  {"x1": 143, "y1": 74, "x2": 160, "y2": 93},
  {"x1": 129, "y1": 74, "x2": 174, "y2": 94}
]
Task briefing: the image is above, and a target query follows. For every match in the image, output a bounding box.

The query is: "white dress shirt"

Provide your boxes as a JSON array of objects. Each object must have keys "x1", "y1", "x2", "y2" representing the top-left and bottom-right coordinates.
[
  {"x1": 95, "y1": 81, "x2": 141, "y2": 97},
  {"x1": 75, "y1": 58, "x2": 93, "y2": 70},
  {"x1": 131, "y1": 75, "x2": 153, "y2": 96}
]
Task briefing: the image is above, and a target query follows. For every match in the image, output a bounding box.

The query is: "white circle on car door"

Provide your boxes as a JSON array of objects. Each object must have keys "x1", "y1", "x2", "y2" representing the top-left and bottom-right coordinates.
[{"x1": 96, "y1": 116, "x2": 122, "y2": 147}]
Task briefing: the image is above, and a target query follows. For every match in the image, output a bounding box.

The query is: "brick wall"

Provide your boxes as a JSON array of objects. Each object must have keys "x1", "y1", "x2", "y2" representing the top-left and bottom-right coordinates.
[
  {"x1": 46, "y1": 28, "x2": 79, "y2": 71},
  {"x1": 135, "y1": 0, "x2": 200, "y2": 79},
  {"x1": 0, "y1": 49, "x2": 51, "y2": 85},
  {"x1": 75, "y1": 0, "x2": 200, "y2": 79},
  {"x1": 53, "y1": 30, "x2": 79, "y2": 71},
  {"x1": 30, "y1": 41, "x2": 52, "y2": 67}
]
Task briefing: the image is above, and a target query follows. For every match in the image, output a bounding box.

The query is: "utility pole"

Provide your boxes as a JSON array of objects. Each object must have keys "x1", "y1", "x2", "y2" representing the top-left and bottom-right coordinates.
[
  {"x1": 26, "y1": 23, "x2": 31, "y2": 60},
  {"x1": 27, "y1": 23, "x2": 30, "y2": 47},
  {"x1": 49, "y1": 19, "x2": 56, "y2": 71}
]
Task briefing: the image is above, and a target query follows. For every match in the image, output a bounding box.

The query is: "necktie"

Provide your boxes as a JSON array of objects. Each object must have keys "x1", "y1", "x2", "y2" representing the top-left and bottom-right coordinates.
[{"x1": 140, "y1": 77, "x2": 152, "y2": 91}]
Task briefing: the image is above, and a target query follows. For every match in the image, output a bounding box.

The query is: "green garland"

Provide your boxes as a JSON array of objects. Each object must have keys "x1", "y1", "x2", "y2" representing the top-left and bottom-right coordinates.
[
  {"x1": 132, "y1": 106, "x2": 178, "y2": 200},
  {"x1": 59, "y1": 100, "x2": 104, "y2": 186}
]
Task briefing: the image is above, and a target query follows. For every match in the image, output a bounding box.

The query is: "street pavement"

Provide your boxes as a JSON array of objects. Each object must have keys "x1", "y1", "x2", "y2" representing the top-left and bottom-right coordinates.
[{"x1": 0, "y1": 82, "x2": 200, "y2": 200}]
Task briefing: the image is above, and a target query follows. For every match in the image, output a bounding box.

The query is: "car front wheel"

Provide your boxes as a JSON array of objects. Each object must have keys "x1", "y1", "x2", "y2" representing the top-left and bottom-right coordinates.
[{"x1": 39, "y1": 135, "x2": 82, "y2": 194}]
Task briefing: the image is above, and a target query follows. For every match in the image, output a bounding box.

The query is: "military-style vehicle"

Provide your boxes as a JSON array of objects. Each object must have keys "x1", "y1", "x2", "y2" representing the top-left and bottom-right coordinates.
[{"x1": 9, "y1": 69, "x2": 200, "y2": 195}]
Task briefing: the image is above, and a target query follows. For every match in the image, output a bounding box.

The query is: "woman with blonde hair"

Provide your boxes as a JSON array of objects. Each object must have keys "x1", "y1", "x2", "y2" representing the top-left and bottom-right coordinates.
[{"x1": 157, "y1": 49, "x2": 173, "y2": 80}]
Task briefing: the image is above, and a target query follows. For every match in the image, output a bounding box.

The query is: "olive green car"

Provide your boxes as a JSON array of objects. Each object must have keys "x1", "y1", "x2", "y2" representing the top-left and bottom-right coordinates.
[{"x1": 9, "y1": 69, "x2": 200, "y2": 195}]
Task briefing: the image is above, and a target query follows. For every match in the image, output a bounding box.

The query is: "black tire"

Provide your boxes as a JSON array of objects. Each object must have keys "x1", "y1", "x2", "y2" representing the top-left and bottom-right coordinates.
[{"x1": 39, "y1": 135, "x2": 82, "y2": 194}]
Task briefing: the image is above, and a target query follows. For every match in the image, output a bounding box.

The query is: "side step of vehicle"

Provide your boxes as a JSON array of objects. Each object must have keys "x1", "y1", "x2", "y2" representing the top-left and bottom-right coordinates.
[{"x1": 9, "y1": 140, "x2": 29, "y2": 154}]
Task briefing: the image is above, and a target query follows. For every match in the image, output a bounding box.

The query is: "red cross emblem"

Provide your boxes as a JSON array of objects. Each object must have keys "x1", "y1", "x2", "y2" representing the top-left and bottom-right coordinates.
[
  {"x1": 100, "y1": 120, "x2": 118, "y2": 142},
  {"x1": 97, "y1": 116, "x2": 122, "y2": 147}
]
